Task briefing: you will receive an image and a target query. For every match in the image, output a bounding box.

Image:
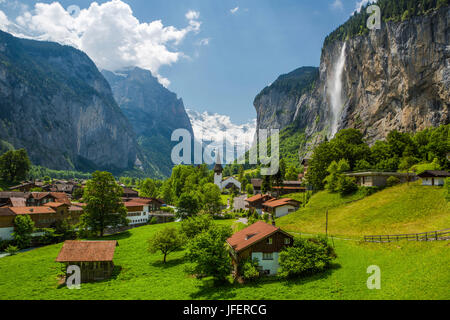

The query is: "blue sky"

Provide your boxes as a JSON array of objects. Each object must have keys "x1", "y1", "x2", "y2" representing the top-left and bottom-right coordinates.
[{"x1": 0, "y1": 0, "x2": 367, "y2": 124}]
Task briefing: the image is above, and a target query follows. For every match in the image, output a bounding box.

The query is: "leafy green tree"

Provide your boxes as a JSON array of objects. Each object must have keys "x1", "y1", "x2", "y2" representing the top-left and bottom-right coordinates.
[
  {"x1": 0, "y1": 149, "x2": 31, "y2": 183},
  {"x1": 201, "y1": 183, "x2": 222, "y2": 214},
  {"x1": 140, "y1": 178, "x2": 157, "y2": 198},
  {"x1": 262, "y1": 175, "x2": 272, "y2": 193},
  {"x1": 185, "y1": 224, "x2": 233, "y2": 282},
  {"x1": 79, "y1": 171, "x2": 128, "y2": 237},
  {"x1": 177, "y1": 192, "x2": 200, "y2": 217},
  {"x1": 323, "y1": 161, "x2": 339, "y2": 192},
  {"x1": 148, "y1": 227, "x2": 185, "y2": 264},
  {"x1": 180, "y1": 214, "x2": 213, "y2": 239},
  {"x1": 246, "y1": 183, "x2": 254, "y2": 196},
  {"x1": 354, "y1": 159, "x2": 372, "y2": 171},
  {"x1": 12, "y1": 215, "x2": 34, "y2": 249},
  {"x1": 336, "y1": 176, "x2": 358, "y2": 196},
  {"x1": 239, "y1": 258, "x2": 260, "y2": 282},
  {"x1": 285, "y1": 166, "x2": 300, "y2": 181},
  {"x1": 72, "y1": 187, "x2": 84, "y2": 201}
]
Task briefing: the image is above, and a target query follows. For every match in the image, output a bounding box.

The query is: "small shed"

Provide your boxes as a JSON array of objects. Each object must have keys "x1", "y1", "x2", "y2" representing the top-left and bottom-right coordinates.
[
  {"x1": 56, "y1": 240, "x2": 118, "y2": 283},
  {"x1": 417, "y1": 171, "x2": 450, "y2": 186}
]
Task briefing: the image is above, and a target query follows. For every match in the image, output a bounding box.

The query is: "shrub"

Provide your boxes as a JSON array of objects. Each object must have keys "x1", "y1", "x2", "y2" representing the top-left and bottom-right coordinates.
[
  {"x1": 239, "y1": 258, "x2": 260, "y2": 282},
  {"x1": 387, "y1": 176, "x2": 401, "y2": 187},
  {"x1": 278, "y1": 236, "x2": 337, "y2": 279},
  {"x1": 446, "y1": 178, "x2": 450, "y2": 202},
  {"x1": 5, "y1": 245, "x2": 19, "y2": 256},
  {"x1": 180, "y1": 214, "x2": 213, "y2": 239},
  {"x1": 12, "y1": 215, "x2": 35, "y2": 249},
  {"x1": 149, "y1": 217, "x2": 158, "y2": 225},
  {"x1": 262, "y1": 213, "x2": 270, "y2": 223},
  {"x1": 337, "y1": 176, "x2": 358, "y2": 196}
]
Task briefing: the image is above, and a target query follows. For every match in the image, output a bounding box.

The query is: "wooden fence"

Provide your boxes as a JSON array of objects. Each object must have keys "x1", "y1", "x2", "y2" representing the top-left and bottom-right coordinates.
[{"x1": 364, "y1": 229, "x2": 450, "y2": 243}]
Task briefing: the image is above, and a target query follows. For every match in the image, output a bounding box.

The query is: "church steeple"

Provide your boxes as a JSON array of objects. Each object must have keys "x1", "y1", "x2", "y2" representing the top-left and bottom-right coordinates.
[{"x1": 214, "y1": 150, "x2": 223, "y2": 174}]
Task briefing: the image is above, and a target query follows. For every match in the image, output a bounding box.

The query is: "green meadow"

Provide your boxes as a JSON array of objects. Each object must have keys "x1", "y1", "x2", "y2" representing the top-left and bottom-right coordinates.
[
  {"x1": 0, "y1": 220, "x2": 448, "y2": 300},
  {"x1": 278, "y1": 182, "x2": 450, "y2": 237}
]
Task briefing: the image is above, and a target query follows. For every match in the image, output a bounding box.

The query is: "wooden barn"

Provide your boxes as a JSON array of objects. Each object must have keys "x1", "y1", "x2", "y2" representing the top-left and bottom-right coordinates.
[{"x1": 56, "y1": 240, "x2": 118, "y2": 283}]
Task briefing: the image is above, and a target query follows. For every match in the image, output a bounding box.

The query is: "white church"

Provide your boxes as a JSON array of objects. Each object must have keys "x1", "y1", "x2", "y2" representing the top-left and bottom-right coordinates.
[{"x1": 214, "y1": 153, "x2": 241, "y2": 192}]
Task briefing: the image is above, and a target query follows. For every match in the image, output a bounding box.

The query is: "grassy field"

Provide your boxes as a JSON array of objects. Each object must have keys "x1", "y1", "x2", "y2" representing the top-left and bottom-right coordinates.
[
  {"x1": 278, "y1": 182, "x2": 450, "y2": 237},
  {"x1": 0, "y1": 220, "x2": 448, "y2": 300}
]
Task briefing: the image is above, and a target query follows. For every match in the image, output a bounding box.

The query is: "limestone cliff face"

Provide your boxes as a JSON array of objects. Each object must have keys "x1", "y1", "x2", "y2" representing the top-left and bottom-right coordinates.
[
  {"x1": 102, "y1": 68, "x2": 194, "y2": 178},
  {"x1": 0, "y1": 31, "x2": 139, "y2": 172},
  {"x1": 255, "y1": 6, "x2": 449, "y2": 153}
]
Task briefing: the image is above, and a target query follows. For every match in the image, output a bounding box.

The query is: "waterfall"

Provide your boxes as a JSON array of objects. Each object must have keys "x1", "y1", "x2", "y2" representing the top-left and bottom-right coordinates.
[{"x1": 329, "y1": 42, "x2": 347, "y2": 138}]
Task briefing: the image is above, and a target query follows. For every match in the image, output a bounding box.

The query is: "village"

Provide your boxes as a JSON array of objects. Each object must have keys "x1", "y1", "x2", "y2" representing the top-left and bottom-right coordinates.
[{"x1": 1, "y1": 150, "x2": 448, "y2": 285}]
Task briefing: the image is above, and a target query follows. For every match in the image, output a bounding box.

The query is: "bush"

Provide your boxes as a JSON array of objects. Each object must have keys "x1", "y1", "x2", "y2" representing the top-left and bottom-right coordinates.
[
  {"x1": 149, "y1": 217, "x2": 158, "y2": 225},
  {"x1": 180, "y1": 214, "x2": 213, "y2": 239},
  {"x1": 387, "y1": 176, "x2": 401, "y2": 187},
  {"x1": 239, "y1": 258, "x2": 260, "y2": 282},
  {"x1": 337, "y1": 176, "x2": 358, "y2": 196},
  {"x1": 446, "y1": 178, "x2": 450, "y2": 202},
  {"x1": 5, "y1": 245, "x2": 19, "y2": 256},
  {"x1": 262, "y1": 213, "x2": 270, "y2": 223},
  {"x1": 278, "y1": 236, "x2": 337, "y2": 279}
]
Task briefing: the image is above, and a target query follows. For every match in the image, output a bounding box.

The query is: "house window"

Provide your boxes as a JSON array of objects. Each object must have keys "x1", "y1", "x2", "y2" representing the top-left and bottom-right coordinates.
[
  {"x1": 266, "y1": 238, "x2": 272, "y2": 245},
  {"x1": 262, "y1": 253, "x2": 273, "y2": 260},
  {"x1": 284, "y1": 238, "x2": 291, "y2": 245}
]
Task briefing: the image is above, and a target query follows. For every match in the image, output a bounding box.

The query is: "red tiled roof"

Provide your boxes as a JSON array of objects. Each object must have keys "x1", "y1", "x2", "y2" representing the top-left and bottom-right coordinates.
[
  {"x1": 56, "y1": 241, "x2": 118, "y2": 262},
  {"x1": 263, "y1": 198, "x2": 299, "y2": 208},
  {"x1": 50, "y1": 192, "x2": 71, "y2": 204},
  {"x1": 226, "y1": 221, "x2": 292, "y2": 253},
  {"x1": 43, "y1": 202, "x2": 68, "y2": 208},
  {"x1": 30, "y1": 192, "x2": 52, "y2": 200},
  {"x1": 10, "y1": 207, "x2": 56, "y2": 215},
  {"x1": 245, "y1": 194, "x2": 273, "y2": 203}
]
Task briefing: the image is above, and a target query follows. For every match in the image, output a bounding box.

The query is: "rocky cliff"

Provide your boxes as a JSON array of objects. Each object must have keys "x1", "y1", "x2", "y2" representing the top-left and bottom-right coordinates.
[
  {"x1": 102, "y1": 68, "x2": 194, "y2": 178},
  {"x1": 0, "y1": 30, "x2": 141, "y2": 172},
  {"x1": 254, "y1": 5, "x2": 449, "y2": 158}
]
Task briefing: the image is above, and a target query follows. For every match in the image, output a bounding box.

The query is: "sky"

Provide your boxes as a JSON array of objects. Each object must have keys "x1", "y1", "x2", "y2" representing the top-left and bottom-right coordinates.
[{"x1": 0, "y1": 0, "x2": 372, "y2": 125}]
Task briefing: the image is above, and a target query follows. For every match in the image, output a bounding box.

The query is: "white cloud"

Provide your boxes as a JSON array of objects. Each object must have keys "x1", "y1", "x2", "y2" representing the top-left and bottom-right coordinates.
[
  {"x1": 0, "y1": 10, "x2": 9, "y2": 28},
  {"x1": 354, "y1": 0, "x2": 378, "y2": 13},
  {"x1": 331, "y1": 0, "x2": 344, "y2": 11},
  {"x1": 187, "y1": 109, "x2": 256, "y2": 164},
  {"x1": 230, "y1": 7, "x2": 239, "y2": 14},
  {"x1": 1, "y1": 1, "x2": 202, "y2": 87}
]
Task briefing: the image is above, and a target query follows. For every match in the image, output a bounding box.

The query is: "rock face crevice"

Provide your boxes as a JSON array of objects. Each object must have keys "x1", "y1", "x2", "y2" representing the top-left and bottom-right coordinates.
[
  {"x1": 102, "y1": 67, "x2": 194, "y2": 178},
  {"x1": 254, "y1": 6, "x2": 449, "y2": 154},
  {"x1": 0, "y1": 31, "x2": 139, "y2": 172}
]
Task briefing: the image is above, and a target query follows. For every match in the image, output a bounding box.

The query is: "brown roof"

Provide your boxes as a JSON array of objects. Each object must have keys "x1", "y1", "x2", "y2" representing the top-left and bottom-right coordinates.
[
  {"x1": 263, "y1": 198, "x2": 300, "y2": 208},
  {"x1": 30, "y1": 192, "x2": 53, "y2": 200},
  {"x1": 50, "y1": 192, "x2": 71, "y2": 204},
  {"x1": 10, "y1": 197, "x2": 27, "y2": 207},
  {"x1": 10, "y1": 207, "x2": 56, "y2": 215},
  {"x1": 56, "y1": 241, "x2": 118, "y2": 262},
  {"x1": 69, "y1": 205, "x2": 84, "y2": 212},
  {"x1": 0, "y1": 192, "x2": 30, "y2": 199},
  {"x1": 226, "y1": 221, "x2": 292, "y2": 253},
  {"x1": 43, "y1": 202, "x2": 68, "y2": 208},
  {"x1": 245, "y1": 194, "x2": 273, "y2": 203},
  {"x1": 418, "y1": 170, "x2": 450, "y2": 178}
]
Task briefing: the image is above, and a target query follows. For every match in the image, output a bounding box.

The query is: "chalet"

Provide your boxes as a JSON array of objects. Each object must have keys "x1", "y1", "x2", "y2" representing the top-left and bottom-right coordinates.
[
  {"x1": 262, "y1": 198, "x2": 301, "y2": 218},
  {"x1": 8, "y1": 182, "x2": 38, "y2": 192},
  {"x1": 344, "y1": 172, "x2": 417, "y2": 187},
  {"x1": 417, "y1": 171, "x2": 450, "y2": 186},
  {"x1": 56, "y1": 240, "x2": 118, "y2": 283},
  {"x1": 226, "y1": 221, "x2": 294, "y2": 276},
  {"x1": 245, "y1": 194, "x2": 274, "y2": 214},
  {"x1": 250, "y1": 179, "x2": 262, "y2": 194},
  {"x1": 123, "y1": 198, "x2": 172, "y2": 225},
  {"x1": 0, "y1": 207, "x2": 15, "y2": 240},
  {"x1": 123, "y1": 187, "x2": 139, "y2": 198}
]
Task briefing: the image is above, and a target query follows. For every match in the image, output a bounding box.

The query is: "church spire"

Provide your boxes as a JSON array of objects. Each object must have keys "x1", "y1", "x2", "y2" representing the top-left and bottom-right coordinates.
[{"x1": 214, "y1": 150, "x2": 223, "y2": 173}]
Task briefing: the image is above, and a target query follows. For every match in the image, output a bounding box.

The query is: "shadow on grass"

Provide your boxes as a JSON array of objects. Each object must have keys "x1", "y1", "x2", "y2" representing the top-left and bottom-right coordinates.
[
  {"x1": 190, "y1": 263, "x2": 341, "y2": 299},
  {"x1": 151, "y1": 258, "x2": 185, "y2": 268},
  {"x1": 281, "y1": 262, "x2": 342, "y2": 288}
]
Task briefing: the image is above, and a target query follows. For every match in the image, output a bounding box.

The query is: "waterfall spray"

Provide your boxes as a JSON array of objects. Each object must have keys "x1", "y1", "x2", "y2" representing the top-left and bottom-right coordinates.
[{"x1": 329, "y1": 42, "x2": 347, "y2": 138}]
